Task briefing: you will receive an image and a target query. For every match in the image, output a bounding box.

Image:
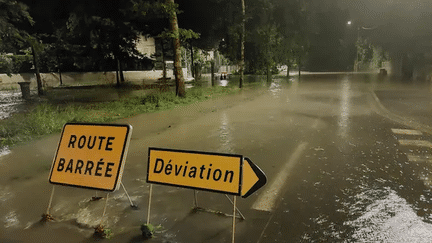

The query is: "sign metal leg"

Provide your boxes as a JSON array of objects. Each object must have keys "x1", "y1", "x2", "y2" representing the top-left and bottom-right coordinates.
[
  {"x1": 121, "y1": 182, "x2": 137, "y2": 208},
  {"x1": 94, "y1": 193, "x2": 110, "y2": 238},
  {"x1": 46, "y1": 185, "x2": 55, "y2": 215},
  {"x1": 194, "y1": 190, "x2": 198, "y2": 208},
  {"x1": 91, "y1": 190, "x2": 103, "y2": 201},
  {"x1": 147, "y1": 184, "x2": 153, "y2": 225},
  {"x1": 100, "y1": 193, "x2": 109, "y2": 226},
  {"x1": 232, "y1": 196, "x2": 237, "y2": 243},
  {"x1": 41, "y1": 185, "x2": 55, "y2": 222}
]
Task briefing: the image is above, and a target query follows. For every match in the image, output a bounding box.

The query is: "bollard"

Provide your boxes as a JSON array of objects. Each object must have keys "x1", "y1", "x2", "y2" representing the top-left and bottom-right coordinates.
[{"x1": 18, "y1": 82, "x2": 31, "y2": 100}]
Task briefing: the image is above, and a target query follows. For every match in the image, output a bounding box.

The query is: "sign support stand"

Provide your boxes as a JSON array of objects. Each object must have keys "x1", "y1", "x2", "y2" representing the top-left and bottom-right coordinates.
[
  {"x1": 225, "y1": 194, "x2": 245, "y2": 220},
  {"x1": 121, "y1": 182, "x2": 137, "y2": 208},
  {"x1": 146, "y1": 148, "x2": 267, "y2": 240},
  {"x1": 89, "y1": 181, "x2": 136, "y2": 208},
  {"x1": 192, "y1": 192, "x2": 245, "y2": 220}
]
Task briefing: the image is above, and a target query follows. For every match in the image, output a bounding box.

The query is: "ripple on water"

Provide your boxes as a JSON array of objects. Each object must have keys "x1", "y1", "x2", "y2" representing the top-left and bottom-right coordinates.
[
  {"x1": 4, "y1": 210, "x2": 19, "y2": 228},
  {"x1": 0, "y1": 91, "x2": 24, "y2": 120},
  {"x1": 0, "y1": 146, "x2": 11, "y2": 157},
  {"x1": 344, "y1": 187, "x2": 432, "y2": 242}
]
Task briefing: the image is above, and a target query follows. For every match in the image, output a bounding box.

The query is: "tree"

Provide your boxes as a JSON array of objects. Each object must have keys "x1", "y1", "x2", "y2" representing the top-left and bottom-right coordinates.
[
  {"x1": 0, "y1": 0, "x2": 34, "y2": 53},
  {"x1": 272, "y1": 0, "x2": 309, "y2": 77},
  {"x1": 166, "y1": 0, "x2": 185, "y2": 97},
  {"x1": 306, "y1": 1, "x2": 350, "y2": 71},
  {"x1": 134, "y1": 0, "x2": 199, "y2": 96},
  {"x1": 0, "y1": 0, "x2": 49, "y2": 95},
  {"x1": 258, "y1": 24, "x2": 281, "y2": 82},
  {"x1": 64, "y1": 0, "x2": 144, "y2": 85},
  {"x1": 0, "y1": 0, "x2": 32, "y2": 77}
]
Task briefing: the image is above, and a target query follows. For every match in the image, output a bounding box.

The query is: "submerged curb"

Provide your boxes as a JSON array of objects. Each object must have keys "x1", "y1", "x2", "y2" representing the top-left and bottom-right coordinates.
[{"x1": 369, "y1": 90, "x2": 432, "y2": 135}]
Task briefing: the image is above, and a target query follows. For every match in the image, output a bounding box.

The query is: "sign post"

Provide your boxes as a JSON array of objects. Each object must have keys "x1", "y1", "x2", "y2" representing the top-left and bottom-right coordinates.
[
  {"x1": 147, "y1": 147, "x2": 266, "y2": 197},
  {"x1": 49, "y1": 123, "x2": 132, "y2": 191},
  {"x1": 44, "y1": 123, "x2": 133, "y2": 228},
  {"x1": 146, "y1": 147, "x2": 266, "y2": 242}
]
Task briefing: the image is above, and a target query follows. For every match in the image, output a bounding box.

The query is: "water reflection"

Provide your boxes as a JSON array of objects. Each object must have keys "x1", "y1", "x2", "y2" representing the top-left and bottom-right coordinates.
[
  {"x1": 218, "y1": 111, "x2": 234, "y2": 153},
  {"x1": 286, "y1": 77, "x2": 299, "y2": 103},
  {"x1": 268, "y1": 79, "x2": 282, "y2": 98},
  {"x1": 219, "y1": 79, "x2": 228, "y2": 87},
  {"x1": 337, "y1": 77, "x2": 351, "y2": 138}
]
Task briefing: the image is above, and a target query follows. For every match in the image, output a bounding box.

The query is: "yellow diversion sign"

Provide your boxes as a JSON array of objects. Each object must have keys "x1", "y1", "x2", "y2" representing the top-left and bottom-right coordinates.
[
  {"x1": 147, "y1": 147, "x2": 266, "y2": 197},
  {"x1": 49, "y1": 123, "x2": 132, "y2": 192}
]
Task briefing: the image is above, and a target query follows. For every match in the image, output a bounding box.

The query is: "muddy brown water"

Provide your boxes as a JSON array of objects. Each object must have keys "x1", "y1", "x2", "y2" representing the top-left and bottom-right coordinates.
[
  {"x1": 3, "y1": 74, "x2": 432, "y2": 242},
  {"x1": 0, "y1": 76, "x2": 268, "y2": 242}
]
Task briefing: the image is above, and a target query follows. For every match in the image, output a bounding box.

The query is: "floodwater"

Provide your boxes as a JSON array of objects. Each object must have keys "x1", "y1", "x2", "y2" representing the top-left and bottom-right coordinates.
[
  {"x1": 0, "y1": 90, "x2": 28, "y2": 120},
  {"x1": 0, "y1": 90, "x2": 29, "y2": 157},
  {"x1": 2, "y1": 73, "x2": 432, "y2": 242}
]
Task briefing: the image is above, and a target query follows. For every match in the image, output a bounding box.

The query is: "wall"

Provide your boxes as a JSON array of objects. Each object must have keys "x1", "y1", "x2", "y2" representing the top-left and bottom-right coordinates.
[{"x1": 0, "y1": 70, "x2": 176, "y2": 89}]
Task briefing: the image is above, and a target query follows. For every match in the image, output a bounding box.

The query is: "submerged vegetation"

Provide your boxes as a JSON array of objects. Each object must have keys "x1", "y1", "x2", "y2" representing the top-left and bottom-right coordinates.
[{"x1": 0, "y1": 85, "x2": 239, "y2": 147}]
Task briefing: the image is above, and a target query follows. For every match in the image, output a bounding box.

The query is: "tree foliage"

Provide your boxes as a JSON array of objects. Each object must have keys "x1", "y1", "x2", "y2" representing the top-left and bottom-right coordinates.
[
  {"x1": 0, "y1": 0, "x2": 34, "y2": 76},
  {"x1": 1, "y1": 0, "x2": 356, "y2": 82}
]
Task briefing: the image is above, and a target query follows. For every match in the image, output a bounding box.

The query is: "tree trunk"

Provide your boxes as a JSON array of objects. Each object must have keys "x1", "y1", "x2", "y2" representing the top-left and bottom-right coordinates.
[
  {"x1": 298, "y1": 55, "x2": 301, "y2": 77},
  {"x1": 31, "y1": 45, "x2": 43, "y2": 96},
  {"x1": 167, "y1": 0, "x2": 185, "y2": 97},
  {"x1": 162, "y1": 50, "x2": 167, "y2": 82},
  {"x1": 56, "y1": 55, "x2": 63, "y2": 85},
  {"x1": 211, "y1": 60, "x2": 215, "y2": 86},
  {"x1": 115, "y1": 57, "x2": 120, "y2": 86},
  {"x1": 58, "y1": 69, "x2": 63, "y2": 85},
  {"x1": 267, "y1": 63, "x2": 271, "y2": 83},
  {"x1": 239, "y1": 0, "x2": 246, "y2": 88},
  {"x1": 161, "y1": 43, "x2": 168, "y2": 90},
  {"x1": 287, "y1": 63, "x2": 290, "y2": 78},
  {"x1": 118, "y1": 58, "x2": 125, "y2": 82},
  {"x1": 190, "y1": 44, "x2": 194, "y2": 78}
]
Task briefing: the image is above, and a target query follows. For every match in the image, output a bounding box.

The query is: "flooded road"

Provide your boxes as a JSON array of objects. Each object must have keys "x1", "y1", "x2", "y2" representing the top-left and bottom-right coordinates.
[{"x1": 2, "y1": 74, "x2": 432, "y2": 242}]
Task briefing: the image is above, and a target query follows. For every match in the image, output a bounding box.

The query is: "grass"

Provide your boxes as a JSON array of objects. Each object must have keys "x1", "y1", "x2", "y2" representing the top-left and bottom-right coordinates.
[
  {"x1": 0, "y1": 85, "x2": 239, "y2": 147},
  {"x1": 0, "y1": 86, "x2": 19, "y2": 91}
]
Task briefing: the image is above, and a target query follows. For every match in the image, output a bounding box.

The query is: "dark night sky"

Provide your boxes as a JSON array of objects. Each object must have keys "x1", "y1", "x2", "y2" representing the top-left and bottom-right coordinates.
[
  {"x1": 339, "y1": 0, "x2": 432, "y2": 28},
  {"x1": 338, "y1": 0, "x2": 432, "y2": 53}
]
